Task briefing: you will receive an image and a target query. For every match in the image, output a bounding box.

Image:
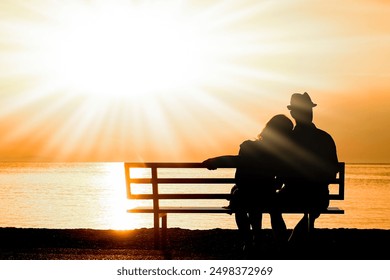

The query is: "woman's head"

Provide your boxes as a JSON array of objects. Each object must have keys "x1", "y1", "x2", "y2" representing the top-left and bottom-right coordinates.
[{"x1": 258, "y1": 114, "x2": 293, "y2": 140}]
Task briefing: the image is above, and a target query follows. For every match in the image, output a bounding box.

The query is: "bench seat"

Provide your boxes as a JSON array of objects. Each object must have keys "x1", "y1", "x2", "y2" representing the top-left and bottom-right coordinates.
[{"x1": 128, "y1": 206, "x2": 344, "y2": 214}]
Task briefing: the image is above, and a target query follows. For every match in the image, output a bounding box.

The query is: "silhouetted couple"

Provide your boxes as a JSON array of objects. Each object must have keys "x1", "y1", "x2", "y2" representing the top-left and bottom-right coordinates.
[{"x1": 203, "y1": 92, "x2": 339, "y2": 255}]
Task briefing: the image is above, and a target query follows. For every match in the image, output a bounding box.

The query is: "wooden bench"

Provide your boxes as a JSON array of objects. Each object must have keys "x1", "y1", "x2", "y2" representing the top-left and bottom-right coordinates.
[{"x1": 125, "y1": 162, "x2": 345, "y2": 249}]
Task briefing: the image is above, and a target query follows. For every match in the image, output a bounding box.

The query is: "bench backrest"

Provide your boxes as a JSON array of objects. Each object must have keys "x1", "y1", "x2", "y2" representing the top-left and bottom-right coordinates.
[{"x1": 124, "y1": 162, "x2": 345, "y2": 201}]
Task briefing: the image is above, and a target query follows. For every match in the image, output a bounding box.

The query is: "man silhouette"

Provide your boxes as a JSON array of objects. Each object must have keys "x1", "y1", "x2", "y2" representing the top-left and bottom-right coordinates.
[{"x1": 276, "y1": 92, "x2": 339, "y2": 246}]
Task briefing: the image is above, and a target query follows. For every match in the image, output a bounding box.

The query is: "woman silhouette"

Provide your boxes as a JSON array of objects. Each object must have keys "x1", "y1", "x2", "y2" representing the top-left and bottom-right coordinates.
[{"x1": 203, "y1": 114, "x2": 293, "y2": 253}]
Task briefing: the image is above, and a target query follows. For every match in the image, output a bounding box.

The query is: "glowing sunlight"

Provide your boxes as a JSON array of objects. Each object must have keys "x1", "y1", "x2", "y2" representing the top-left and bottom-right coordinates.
[
  {"x1": 2, "y1": 0, "x2": 389, "y2": 162},
  {"x1": 36, "y1": 4, "x2": 217, "y2": 98},
  {"x1": 3, "y1": 1, "x2": 270, "y2": 103}
]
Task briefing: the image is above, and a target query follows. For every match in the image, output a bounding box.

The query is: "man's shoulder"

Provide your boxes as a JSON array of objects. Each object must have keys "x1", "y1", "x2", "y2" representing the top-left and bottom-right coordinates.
[
  {"x1": 314, "y1": 126, "x2": 332, "y2": 136},
  {"x1": 310, "y1": 126, "x2": 338, "y2": 151},
  {"x1": 314, "y1": 127, "x2": 335, "y2": 141},
  {"x1": 298, "y1": 124, "x2": 334, "y2": 139}
]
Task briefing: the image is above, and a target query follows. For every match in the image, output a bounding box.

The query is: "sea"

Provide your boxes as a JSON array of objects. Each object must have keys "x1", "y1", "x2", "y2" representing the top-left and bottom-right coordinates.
[{"x1": 0, "y1": 162, "x2": 389, "y2": 230}]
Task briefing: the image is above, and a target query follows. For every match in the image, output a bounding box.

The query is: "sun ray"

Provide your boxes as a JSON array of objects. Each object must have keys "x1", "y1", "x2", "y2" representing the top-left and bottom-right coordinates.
[{"x1": 38, "y1": 98, "x2": 99, "y2": 160}]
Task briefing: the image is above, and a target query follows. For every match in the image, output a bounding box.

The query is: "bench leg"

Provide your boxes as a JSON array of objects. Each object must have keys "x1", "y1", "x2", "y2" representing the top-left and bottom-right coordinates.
[
  {"x1": 153, "y1": 213, "x2": 160, "y2": 249},
  {"x1": 160, "y1": 213, "x2": 167, "y2": 249},
  {"x1": 153, "y1": 213, "x2": 167, "y2": 250}
]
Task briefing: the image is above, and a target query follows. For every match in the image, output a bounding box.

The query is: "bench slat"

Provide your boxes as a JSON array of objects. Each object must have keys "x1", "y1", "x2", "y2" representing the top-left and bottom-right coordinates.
[
  {"x1": 128, "y1": 206, "x2": 344, "y2": 214},
  {"x1": 129, "y1": 178, "x2": 236, "y2": 184},
  {"x1": 129, "y1": 193, "x2": 343, "y2": 200},
  {"x1": 128, "y1": 194, "x2": 344, "y2": 202},
  {"x1": 129, "y1": 193, "x2": 231, "y2": 199},
  {"x1": 128, "y1": 178, "x2": 342, "y2": 184}
]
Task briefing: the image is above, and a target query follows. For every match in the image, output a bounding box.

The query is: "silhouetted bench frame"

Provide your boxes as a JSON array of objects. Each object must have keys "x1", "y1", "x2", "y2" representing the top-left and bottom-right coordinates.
[{"x1": 125, "y1": 162, "x2": 345, "y2": 249}]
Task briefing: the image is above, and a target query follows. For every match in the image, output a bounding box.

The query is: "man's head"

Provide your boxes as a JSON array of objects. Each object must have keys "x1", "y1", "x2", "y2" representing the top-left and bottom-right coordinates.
[{"x1": 287, "y1": 92, "x2": 316, "y2": 124}]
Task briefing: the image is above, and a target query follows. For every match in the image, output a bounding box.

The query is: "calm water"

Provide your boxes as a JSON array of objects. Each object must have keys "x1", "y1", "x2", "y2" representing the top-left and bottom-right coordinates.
[{"x1": 0, "y1": 162, "x2": 389, "y2": 230}]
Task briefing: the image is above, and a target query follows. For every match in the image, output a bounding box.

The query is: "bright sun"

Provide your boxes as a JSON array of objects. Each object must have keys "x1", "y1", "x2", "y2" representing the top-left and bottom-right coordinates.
[{"x1": 32, "y1": 3, "x2": 216, "y2": 98}]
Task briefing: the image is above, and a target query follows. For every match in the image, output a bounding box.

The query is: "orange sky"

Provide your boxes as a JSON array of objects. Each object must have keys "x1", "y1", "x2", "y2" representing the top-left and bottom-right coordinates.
[{"x1": 0, "y1": 0, "x2": 389, "y2": 163}]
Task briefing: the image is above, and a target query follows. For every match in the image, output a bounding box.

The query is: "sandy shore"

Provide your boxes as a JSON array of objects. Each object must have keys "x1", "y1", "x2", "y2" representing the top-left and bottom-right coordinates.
[{"x1": 0, "y1": 227, "x2": 389, "y2": 260}]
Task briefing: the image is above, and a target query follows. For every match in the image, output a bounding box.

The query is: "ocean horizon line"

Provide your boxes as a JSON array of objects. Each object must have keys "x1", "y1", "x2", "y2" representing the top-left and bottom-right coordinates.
[{"x1": 1, "y1": 160, "x2": 390, "y2": 165}]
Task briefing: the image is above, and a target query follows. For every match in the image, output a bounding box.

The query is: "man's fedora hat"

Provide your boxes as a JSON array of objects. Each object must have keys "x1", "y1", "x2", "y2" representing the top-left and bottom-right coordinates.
[{"x1": 287, "y1": 92, "x2": 317, "y2": 110}]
